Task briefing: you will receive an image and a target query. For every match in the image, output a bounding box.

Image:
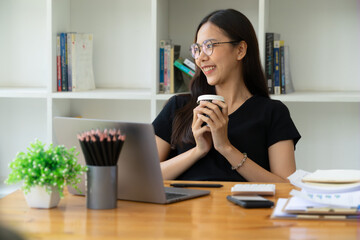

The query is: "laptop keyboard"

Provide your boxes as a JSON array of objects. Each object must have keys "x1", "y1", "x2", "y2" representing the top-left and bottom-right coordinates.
[{"x1": 165, "y1": 192, "x2": 188, "y2": 200}]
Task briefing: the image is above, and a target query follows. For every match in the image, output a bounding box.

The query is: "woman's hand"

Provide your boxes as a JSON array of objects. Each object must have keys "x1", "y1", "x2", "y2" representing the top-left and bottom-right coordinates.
[
  {"x1": 192, "y1": 106, "x2": 213, "y2": 158},
  {"x1": 196, "y1": 100, "x2": 232, "y2": 154}
]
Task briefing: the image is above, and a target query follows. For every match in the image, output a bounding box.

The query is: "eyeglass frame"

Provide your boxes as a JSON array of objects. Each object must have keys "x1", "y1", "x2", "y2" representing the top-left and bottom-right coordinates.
[{"x1": 190, "y1": 39, "x2": 242, "y2": 59}]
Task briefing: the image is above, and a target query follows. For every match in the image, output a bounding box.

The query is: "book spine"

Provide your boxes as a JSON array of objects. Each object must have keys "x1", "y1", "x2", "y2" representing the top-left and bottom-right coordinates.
[
  {"x1": 56, "y1": 34, "x2": 62, "y2": 92},
  {"x1": 183, "y1": 58, "x2": 195, "y2": 71},
  {"x1": 170, "y1": 46, "x2": 175, "y2": 94},
  {"x1": 166, "y1": 44, "x2": 171, "y2": 94},
  {"x1": 159, "y1": 45, "x2": 165, "y2": 93},
  {"x1": 279, "y1": 40, "x2": 285, "y2": 94},
  {"x1": 273, "y1": 40, "x2": 281, "y2": 95},
  {"x1": 265, "y1": 33, "x2": 280, "y2": 94},
  {"x1": 67, "y1": 33, "x2": 73, "y2": 91},
  {"x1": 164, "y1": 44, "x2": 171, "y2": 94},
  {"x1": 174, "y1": 59, "x2": 195, "y2": 77},
  {"x1": 60, "y1": 32, "x2": 68, "y2": 91},
  {"x1": 284, "y1": 45, "x2": 294, "y2": 94},
  {"x1": 70, "y1": 33, "x2": 76, "y2": 91}
]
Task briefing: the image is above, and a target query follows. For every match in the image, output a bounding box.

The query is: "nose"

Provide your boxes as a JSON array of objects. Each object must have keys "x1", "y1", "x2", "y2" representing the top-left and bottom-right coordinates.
[{"x1": 196, "y1": 49, "x2": 209, "y2": 62}]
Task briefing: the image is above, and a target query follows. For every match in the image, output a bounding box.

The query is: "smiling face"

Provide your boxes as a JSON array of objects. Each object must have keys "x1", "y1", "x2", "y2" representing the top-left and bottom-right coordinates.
[{"x1": 195, "y1": 22, "x2": 244, "y2": 87}]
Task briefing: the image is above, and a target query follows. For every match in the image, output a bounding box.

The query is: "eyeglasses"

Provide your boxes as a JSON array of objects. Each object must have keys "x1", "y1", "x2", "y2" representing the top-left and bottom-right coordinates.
[{"x1": 190, "y1": 39, "x2": 240, "y2": 59}]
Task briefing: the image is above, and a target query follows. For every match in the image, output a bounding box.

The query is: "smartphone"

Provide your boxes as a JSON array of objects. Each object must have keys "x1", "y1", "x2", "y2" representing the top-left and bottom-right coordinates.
[
  {"x1": 226, "y1": 195, "x2": 274, "y2": 208},
  {"x1": 170, "y1": 183, "x2": 223, "y2": 188}
]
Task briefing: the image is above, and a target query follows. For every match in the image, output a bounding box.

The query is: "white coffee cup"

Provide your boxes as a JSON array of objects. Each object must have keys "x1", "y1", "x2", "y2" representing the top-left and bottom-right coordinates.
[
  {"x1": 197, "y1": 95, "x2": 225, "y2": 105},
  {"x1": 197, "y1": 95, "x2": 225, "y2": 127},
  {"x1": 197, "y1": 94, "x2": 225, "y2": 104}
]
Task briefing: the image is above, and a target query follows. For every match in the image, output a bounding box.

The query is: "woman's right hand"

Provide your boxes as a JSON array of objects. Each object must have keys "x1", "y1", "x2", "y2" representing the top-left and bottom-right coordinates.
[{"x1": 192, "y1": 106, "x2": 213, "y2": 158}]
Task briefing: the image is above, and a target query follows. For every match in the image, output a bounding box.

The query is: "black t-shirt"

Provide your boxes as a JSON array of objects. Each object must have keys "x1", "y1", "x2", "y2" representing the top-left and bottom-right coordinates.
[{"x1": 152, "y1": 94, "x2": 301, "y2": 182}]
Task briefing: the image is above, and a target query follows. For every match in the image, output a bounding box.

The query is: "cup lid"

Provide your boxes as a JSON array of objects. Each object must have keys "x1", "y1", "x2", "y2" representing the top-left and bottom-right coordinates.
[{"x1": 197, "y1": 95, "x2": 225, "y2": 104}]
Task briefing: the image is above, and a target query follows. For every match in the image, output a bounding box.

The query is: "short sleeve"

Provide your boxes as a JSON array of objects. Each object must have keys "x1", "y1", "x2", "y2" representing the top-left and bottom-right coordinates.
[
  {"x1": 152, "y1": 95, "x2": 190, "y2": 144},
  {"x1": 267, "y1": 100, "x2": 301, "y2": 148}
]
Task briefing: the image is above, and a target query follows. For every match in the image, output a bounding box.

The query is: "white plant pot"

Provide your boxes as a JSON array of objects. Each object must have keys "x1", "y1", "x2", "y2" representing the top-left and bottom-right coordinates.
[{"x1": 23, "y1": 186, "x2": 61, "y2": 209}]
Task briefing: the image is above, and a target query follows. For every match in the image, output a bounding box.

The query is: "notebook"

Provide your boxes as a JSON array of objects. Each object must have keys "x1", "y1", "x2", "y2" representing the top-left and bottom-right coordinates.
[{"x1": 53, "y1": 117, "x2": 210, "y2": 204}]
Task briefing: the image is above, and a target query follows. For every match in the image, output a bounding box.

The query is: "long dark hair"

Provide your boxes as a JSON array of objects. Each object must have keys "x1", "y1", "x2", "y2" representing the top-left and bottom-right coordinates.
[{"x1": 171, "y1": 9, "x2": 269, "y2": 148}]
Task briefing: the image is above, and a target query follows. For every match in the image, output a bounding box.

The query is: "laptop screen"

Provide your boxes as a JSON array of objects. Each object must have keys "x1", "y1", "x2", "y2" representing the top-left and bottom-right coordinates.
[{"x1": 53, "y1": 117, "x2": 167, "y2": 203}]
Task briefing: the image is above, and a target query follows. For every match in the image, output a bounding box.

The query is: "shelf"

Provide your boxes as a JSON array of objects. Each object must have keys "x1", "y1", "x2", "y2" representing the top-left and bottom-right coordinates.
[
  {"x1": 271, "y1": 91, "x2": 360, "y2": 103},
  {"x1": 155, "y1": 91, "x2": 360, "y2": 103},
  {"x1": 5, "y1": 89, "x2": 357, "y2": 103},
  {"x1": 51, "y1": 88, "x2": 152, "y2": 100},
  {"x1": 0, "y1": 88, "x2": 48, "y2": 98}
]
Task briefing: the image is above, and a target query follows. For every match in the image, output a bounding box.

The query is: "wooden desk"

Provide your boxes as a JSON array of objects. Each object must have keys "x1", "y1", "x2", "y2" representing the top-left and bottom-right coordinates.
[{"x1": 0, "y1": 182, "x2": 358, "y2": 240}]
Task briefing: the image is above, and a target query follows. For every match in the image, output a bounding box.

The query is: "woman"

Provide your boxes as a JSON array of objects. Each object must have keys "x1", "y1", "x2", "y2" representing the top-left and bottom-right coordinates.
[{"x1": 153, "y1": 9, "x2": 301, "y2": 182}]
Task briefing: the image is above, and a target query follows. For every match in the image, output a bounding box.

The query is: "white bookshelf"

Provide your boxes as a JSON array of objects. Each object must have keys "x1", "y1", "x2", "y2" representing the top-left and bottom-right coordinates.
[
  {"x1": 0, "y1": 88, "x2": 48, "y2": 98},
  {"x1": 52, "y1": 88, "x2": 152, "y2": 100},
  {"x1": 271, "y1": 91, "x2": 360, "y2": 103},
  {"x1": 0, "y1": 0, "x2": 359, "y2": 181}
]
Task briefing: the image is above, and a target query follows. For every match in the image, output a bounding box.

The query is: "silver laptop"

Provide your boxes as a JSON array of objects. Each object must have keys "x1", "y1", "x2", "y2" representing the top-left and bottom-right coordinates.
[{"x1": 53, "y1": 117, "x2": 210, "y2": 204}]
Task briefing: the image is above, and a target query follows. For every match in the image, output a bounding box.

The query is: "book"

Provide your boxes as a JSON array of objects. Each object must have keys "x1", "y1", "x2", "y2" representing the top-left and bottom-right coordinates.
[
  {"x1": 273, "y1": 40, "x2": 282, "y2": 95},
  {"x1": 280, "y1": 41, "x2": 285, "y2": 94},
  {"x1": 60, "y1": 32, "x2": 68, "y2": 91},
  {"x1": 265, "y1": 33, "x2": 280, "y2": 94},
  {"x1": 71, "y1": 33, "x2": 95, "y2": 91},
  {"x1": 283, "y1": 196, "x2": 360, "y2": 215},
  {"x1": 67, "y1": 32, "x2": 76, "y2": 91},
  {"x1": 164, "y1": 43, "x2": 171, "y2": 93},
  {"x1": 272, "y1": 169, "x2": 360, "y2": 221},
  {"x1": 290, "y1": 189, "x2": 360, "y2": 209},
  {"x1": 170, "y1": 45, "x2": 188, "y2": 93},
  {"x1": 159, "y1": 40, "x2": 171, "y2": 93},
  {"x1": 271, "y1": 198, "x2": 359, "y2": 221},
  {"x1": 170, "y1": 46, "x2": 175, "y2": 94},
  {"x1": 283, "y1": 45, "x2": 294, "y2": 94},
  {"x1": 56, "y1": 34, "x2": 62, "y2": 92},
  {"x1": 174, "y1": 58, "x2": 195, "y2": 77},
  {"x1": 183, "y1": 58, "x2": 196, "y2": 71}
]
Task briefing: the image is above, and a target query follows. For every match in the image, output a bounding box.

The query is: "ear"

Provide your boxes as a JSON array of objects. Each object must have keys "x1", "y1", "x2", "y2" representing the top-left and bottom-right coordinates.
[{"x1": 237, "y1": 41, "x2": 247, "y2": 61}]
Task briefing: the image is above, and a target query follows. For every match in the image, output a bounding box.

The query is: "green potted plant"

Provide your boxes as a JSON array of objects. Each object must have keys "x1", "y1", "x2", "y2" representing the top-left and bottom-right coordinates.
[{"x1": 5, "y1": 139, "x2": 87, "y2": 208}]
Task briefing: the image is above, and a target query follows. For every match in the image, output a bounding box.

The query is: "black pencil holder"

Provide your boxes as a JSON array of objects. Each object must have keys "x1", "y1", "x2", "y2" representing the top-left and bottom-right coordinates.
[{"x1": 86, "y1": 165, "x2": 117, "y2": 210}]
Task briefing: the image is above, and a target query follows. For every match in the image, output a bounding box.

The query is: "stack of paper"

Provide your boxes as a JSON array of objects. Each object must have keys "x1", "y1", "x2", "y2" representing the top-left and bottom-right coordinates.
[{"x1": 271, "y1": 169, "x2": 360, "y2": 220}]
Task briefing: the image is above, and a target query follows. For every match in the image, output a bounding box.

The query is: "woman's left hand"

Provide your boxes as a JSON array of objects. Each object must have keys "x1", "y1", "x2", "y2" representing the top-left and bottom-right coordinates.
[{"x1": 196, "y1": 100, "x2": 232, "y2": 153}]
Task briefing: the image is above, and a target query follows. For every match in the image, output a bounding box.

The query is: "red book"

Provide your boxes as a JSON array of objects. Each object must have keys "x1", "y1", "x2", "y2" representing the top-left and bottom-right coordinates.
[{"x1": 56, "y1": 35, "x2": 62, "y2": 91}]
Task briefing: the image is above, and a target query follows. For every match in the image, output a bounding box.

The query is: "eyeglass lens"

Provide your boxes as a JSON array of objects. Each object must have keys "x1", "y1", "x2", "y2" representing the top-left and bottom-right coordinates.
[{"x1": 191, "y1": 40, "x2": 213, "y2": 59}]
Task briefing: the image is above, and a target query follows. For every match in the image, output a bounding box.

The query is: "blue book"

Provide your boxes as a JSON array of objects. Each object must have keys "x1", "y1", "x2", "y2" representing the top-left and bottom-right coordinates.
[
  {"x1": 159, "y1": 47, "x2": 164, "y2": 93},
  {"x1": 159, "y1": 40, "x2": 170, "y2": 93},
  {"x1": 273, "y1": 40, "x2": 281, "y2": 95},
  {"x1": 60, "y1": 33, "x2": 68, "y2": 91},
  {"x1": 280, "y1": 41, "x2": 285, "y2": 94}
]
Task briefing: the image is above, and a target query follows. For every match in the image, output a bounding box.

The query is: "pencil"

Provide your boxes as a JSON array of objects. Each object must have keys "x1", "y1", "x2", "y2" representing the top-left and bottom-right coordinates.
[
  {"x1": 90, "y1": 134, "x2": 103, "y2": 166},
  {"x1": 85, "y1": 133, "x2": 97, "y2": 166},
  {"x1": 99, "y1": 131, "x2": 109, "y2": 166},
  {"x1": 77, "y1": 134, "x2": 93, "y2": 165}
]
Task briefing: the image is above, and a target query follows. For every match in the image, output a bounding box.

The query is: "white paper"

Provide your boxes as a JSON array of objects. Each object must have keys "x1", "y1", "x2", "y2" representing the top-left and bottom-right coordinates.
[
  {"x1": 288, "y1": 170, "x2": 360, "y2": 193},
  {"x1": 284, "y1": 196, "x2": 340, "y2": 212},
  {"x1": 302, "y1": 169, "x2": 360, "y2": 183},
  {"x1": 290, "y1": 189, "x2": 360, "y2": 208},
  {"x1": 271, "y1": 198, "x2": 297, "y2": 219}
]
